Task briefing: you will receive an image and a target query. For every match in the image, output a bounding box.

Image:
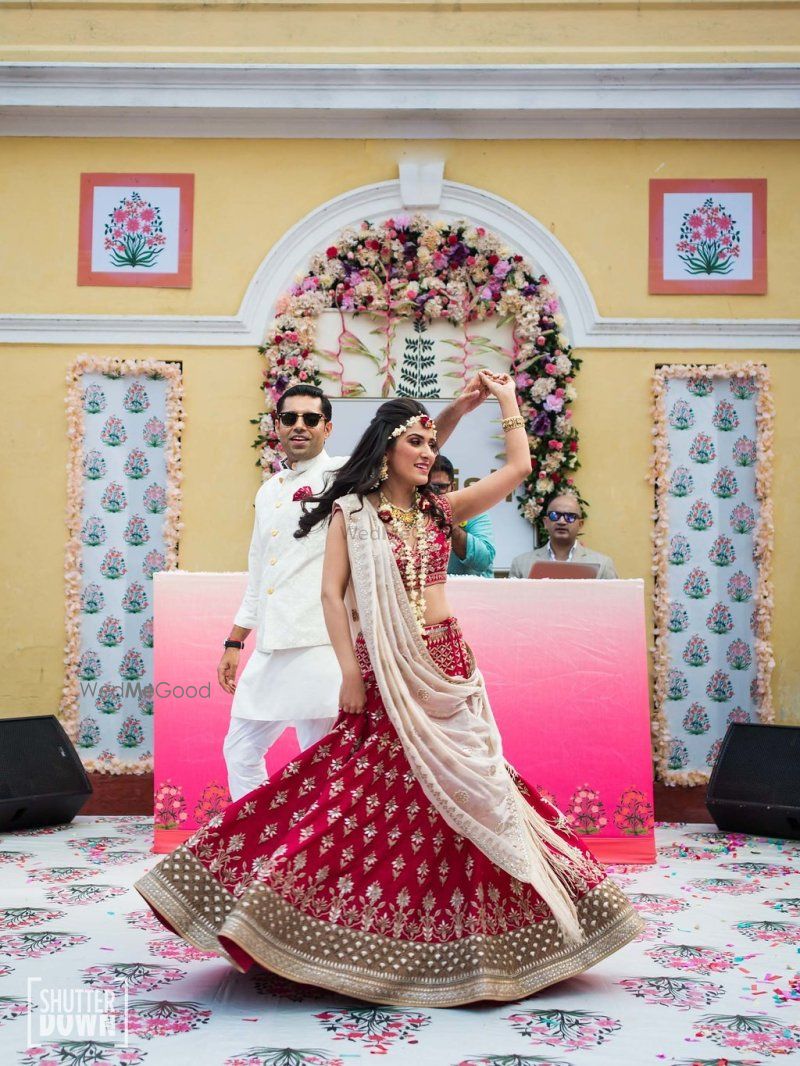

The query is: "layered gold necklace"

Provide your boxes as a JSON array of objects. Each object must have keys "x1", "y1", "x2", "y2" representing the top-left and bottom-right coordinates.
[{"x1": 379, "y1": 489, "x2": 430, "y2": 633}]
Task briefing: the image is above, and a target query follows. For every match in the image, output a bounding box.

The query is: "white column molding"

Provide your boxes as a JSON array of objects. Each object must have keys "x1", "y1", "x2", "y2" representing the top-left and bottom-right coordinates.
[{"x1": 1, "y1": 63, "x2": 799, "y2": 140}]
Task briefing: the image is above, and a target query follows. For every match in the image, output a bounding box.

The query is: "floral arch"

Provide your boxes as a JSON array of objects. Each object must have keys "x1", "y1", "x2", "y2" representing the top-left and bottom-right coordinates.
[{"x1": 252, "y1": 206, "x2": 582, "y2": 525}]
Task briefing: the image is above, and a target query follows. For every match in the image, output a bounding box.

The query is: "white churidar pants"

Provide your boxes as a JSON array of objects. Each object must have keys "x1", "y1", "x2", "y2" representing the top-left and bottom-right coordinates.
[{"x1": 223, "y1": 643, "x2": 341, "y2": 801}]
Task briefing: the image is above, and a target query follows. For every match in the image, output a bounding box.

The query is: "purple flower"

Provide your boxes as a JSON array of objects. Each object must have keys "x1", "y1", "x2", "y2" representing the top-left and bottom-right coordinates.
[
  {"x1": 531, "y1": 411, "x2": 552, "y2": 436},
  {"x1": 447, "y1": 241, "x2": 469, "y2": 267},
  {"x1": 493, "y1": 259, "x2": 513, "y2": 278},
  {"x1": 515, "y1": 372, "x2": 534, "y2": 389},
  {"x1": 544, "y1": 394, "x2": 564, "y2": 413}
]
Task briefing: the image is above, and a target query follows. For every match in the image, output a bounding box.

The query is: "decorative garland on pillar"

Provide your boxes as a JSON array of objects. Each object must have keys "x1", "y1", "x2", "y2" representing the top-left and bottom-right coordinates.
[
  {"x1": 62, "y1": 356, "x2": 184, "y2": 775},
  {"x1": 650, "y1": 362, "x2": 775, "y2": 785},
  {"x1": 251, "y1": 215, "x2": 582, "y2": 525}
]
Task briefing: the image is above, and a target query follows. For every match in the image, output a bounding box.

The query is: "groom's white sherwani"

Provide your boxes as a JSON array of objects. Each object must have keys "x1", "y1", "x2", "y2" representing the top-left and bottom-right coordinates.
[{"x1": 223, "y1": 448, "x2": 347, "y2": 799}]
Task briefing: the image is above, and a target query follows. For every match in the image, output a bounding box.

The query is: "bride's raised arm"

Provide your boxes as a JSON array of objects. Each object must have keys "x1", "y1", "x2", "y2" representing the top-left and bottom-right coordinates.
[{"x1": 445, "y1": 370, "x2": 532, "y2": 526}]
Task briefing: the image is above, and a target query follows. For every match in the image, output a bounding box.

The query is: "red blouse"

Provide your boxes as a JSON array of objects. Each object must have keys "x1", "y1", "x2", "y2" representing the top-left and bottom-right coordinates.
[{"x1": 382, "y1": 493, "x2": 452, "y2": 590}]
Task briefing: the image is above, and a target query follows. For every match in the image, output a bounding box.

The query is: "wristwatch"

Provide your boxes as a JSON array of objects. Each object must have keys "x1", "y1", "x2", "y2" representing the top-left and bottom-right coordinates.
[{"x1": 223, "y1": 639, "x2": 245, "y2": 650}]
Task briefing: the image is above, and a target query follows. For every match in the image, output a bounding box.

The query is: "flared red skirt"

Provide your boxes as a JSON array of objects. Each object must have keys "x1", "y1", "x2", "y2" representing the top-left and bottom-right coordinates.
[{"x1": 134, "y1": 617, "x2": 644, "y2": 1006}]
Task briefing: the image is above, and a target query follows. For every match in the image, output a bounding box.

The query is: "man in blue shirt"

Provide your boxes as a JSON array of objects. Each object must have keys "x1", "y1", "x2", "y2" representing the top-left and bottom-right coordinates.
[{"x1": 429, "y1": 455, "x2": 496, "y2": 578}]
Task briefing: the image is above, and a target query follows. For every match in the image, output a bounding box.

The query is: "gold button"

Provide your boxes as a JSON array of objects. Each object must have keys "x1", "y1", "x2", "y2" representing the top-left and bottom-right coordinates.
[
  {"x1": 271, "y1": 529, "x2": 279, "y2": 537},
  {"x1": 267, "y1": 588, "x2": 274, "y2": 595},
  {"x1": 275, "y1": 501, "x2": 282, "y2": 508},
  {"x1": 269, "y1": 557, "x2": 277, "y2": 565}
]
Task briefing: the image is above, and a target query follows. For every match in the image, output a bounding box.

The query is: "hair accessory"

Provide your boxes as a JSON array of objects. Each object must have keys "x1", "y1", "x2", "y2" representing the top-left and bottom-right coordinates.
[
  {"x1": 501, "y1": 415, "x2": 525, "y2": 432},
  {"x1": 389, "y1": 413, "x2": 437, "y2": 441}
]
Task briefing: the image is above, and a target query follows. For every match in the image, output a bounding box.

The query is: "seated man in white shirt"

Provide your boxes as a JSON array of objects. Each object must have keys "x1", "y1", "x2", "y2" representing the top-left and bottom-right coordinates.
[{"x1": 509, "y1": 489, "x2": 618, "y2": 580}]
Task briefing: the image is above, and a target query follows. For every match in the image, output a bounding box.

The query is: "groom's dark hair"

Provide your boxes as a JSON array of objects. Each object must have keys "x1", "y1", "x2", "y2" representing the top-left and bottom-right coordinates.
[{"x1": 276, "y1": 384, "x2": 332, "y2": 422}]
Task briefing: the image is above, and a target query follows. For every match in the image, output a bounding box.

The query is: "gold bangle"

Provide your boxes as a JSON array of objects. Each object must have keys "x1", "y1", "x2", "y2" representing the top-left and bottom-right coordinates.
[{"x1": 501, "y1": 415, "x2": 525, "y2": 432}]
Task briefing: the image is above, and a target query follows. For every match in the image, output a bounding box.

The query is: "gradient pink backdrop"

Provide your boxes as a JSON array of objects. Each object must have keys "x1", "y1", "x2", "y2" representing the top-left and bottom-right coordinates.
[{"x1": 152, "y1": 573, "x2": 655, "y2": 862}]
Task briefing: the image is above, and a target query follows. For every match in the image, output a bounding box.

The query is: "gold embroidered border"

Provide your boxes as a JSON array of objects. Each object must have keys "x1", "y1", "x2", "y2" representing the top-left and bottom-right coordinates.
[{"x1": 135, "y1": 846, "x2": 645, "y2": 1007}]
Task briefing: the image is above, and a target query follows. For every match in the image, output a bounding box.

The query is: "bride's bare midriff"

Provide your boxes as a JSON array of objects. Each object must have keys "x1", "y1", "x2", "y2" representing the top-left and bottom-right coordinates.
[{"x1": 420, "y1": 584, "x2": 454, "y2": 627}]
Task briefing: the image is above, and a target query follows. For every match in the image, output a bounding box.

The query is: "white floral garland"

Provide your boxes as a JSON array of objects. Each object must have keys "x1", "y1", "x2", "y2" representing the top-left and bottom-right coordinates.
[
  {"x1": 650, "y1": 361, "x2": 775, "y2": 786},
  {"x1": 61, "y1": 355, "x2": 184, "y2": 775}
]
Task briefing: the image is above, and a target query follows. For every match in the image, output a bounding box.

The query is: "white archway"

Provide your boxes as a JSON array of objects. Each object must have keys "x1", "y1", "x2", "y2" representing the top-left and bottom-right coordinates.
[{"x1": 239, "y1": 178, "x2": 599, "y2": 351}]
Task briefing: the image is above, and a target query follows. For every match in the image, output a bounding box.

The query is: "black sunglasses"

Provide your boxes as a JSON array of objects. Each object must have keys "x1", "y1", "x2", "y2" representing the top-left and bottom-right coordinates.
[
  {"x1": 276, "y1": 411, "x2": 325, "y2": 428},
  {"x1": 547, "y1": 510, "x2": 581, "y2": 524},
  {"x1": 428, "y1": 482, "x2": 451, "y2": 495}
]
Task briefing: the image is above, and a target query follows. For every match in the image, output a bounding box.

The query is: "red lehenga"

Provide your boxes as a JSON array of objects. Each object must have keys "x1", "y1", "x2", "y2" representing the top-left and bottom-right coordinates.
[{"x1": 134, "y1": 494, "x2": 643, "y2": 1007}]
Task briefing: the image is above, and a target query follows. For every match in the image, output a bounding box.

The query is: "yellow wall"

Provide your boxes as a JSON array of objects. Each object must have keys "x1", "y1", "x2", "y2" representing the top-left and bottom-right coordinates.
[
  {"x1": 3, "y1": 0, "x2": 800, "y2": 64},
  {"x1": 2, "y1": 137, "x2": 799, "y2": 727}
]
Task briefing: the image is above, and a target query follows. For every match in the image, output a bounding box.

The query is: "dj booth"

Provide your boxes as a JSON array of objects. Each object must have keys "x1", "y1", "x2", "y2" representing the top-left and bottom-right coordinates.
[{"x1": 151, "y1": 573, "x2": 655, "y2": 863}]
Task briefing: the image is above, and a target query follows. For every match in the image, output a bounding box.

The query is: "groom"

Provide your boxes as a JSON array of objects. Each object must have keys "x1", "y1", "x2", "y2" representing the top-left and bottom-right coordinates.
[{"x1": 218, "y1": 380, "x2": 487, "y2": 800}]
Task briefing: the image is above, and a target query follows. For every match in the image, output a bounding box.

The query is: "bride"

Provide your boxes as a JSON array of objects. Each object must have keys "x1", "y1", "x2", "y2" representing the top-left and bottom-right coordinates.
[{"x1": 134, "y1": 370, "x2": 643, "y2": 1006}]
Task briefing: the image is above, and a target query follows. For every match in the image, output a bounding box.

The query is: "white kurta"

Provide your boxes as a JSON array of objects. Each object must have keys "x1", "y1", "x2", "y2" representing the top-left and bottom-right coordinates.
[
  {"x1": 230, "y1": 447, "x2": 348, "y2": 723},
  {"x1": 230, "y1": 644, "x2": 342, "y2": 721}
]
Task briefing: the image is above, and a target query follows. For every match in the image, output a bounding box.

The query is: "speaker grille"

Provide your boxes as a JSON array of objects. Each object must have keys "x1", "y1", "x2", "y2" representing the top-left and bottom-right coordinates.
[
  {"x1": 0, "y1": 717, "x2": 88, "y2": 798},
  {"x1": 711, "y1": 724, "x2": 800, "y2": 806}
]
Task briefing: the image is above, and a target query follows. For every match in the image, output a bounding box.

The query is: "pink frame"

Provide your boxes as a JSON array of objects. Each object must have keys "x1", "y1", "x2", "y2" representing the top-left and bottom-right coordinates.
[
  {"x1": 649, "y1": 178, "x2": 767, "y2": 294},
  {"x1": 78, "y1": 172, "x2": 194, "y2": 288}
]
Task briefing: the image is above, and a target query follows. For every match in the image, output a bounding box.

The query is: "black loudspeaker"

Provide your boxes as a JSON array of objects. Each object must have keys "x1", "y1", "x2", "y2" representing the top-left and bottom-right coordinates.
[
  {"x1": 0, "y1": 715, "x2": 93, "y2": 832},
  {"x1": 706, "y1": 722, "x2": 800, "y2": 840}
]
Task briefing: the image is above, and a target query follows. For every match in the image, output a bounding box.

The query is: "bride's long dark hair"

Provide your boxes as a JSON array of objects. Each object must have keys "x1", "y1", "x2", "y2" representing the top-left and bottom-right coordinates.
[{"x1": 294, "y1": 397, "x2": 450, "y2": 539}]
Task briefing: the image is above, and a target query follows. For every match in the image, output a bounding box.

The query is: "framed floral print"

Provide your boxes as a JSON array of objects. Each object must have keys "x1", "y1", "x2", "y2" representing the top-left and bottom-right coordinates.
[
  {"x1": 649, "y1": 179, "x2": 766, "y2": 294},
  {"x1": 78, "y1": 173, "x2": 194, "y2": 288}
]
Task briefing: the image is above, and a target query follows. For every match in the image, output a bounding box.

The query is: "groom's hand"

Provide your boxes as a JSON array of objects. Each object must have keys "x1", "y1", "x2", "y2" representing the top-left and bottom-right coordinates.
[
  {"x1": 218, "y1": 649, "x2": 240, "y2": 695},
  {"x1": 456, "y1": 372, "x2": 491, "y2": 414}
]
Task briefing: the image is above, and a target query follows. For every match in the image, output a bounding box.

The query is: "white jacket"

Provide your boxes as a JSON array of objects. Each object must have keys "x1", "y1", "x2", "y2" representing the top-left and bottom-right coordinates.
[{"x1": 233, "y1": 449, "x2": 347, "y2": 651}]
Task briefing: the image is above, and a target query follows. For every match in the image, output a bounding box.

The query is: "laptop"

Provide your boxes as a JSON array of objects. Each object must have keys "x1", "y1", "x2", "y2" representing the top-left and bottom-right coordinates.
[{"x1": 528, "y1": 560, "x2": 601, "y2": 580}]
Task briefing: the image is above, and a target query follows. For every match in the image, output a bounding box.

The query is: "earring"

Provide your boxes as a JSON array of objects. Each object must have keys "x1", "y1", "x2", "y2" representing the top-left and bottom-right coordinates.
[{"x1": 378, "y1": 455, "x2": 389, "y2": 483}]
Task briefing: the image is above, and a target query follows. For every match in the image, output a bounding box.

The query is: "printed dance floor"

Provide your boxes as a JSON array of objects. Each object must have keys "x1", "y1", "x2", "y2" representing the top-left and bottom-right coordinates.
[{"x1": 0, "y1": 818, "x2": 798, "y2": 1065}]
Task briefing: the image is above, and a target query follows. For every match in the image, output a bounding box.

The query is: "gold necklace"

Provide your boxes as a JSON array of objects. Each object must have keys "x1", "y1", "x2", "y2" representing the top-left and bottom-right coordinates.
[
  {"x1": 379, "y1": 489, "x2": 420, "y2": 527},
  {"x1": 379, "y1": 489, "x2": 429, "y2": 632}
]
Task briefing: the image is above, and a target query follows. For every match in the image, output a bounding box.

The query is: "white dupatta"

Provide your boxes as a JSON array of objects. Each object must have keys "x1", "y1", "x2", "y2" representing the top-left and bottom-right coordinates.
[{"x1": 336, "y1": 493, "x2": 586, "y2": 945}]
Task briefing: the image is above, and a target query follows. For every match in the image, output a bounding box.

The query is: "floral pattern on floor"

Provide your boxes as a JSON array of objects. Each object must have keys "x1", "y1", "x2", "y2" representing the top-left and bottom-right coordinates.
[{"x1": 0, "y1": 818, "x2": 797, "y2": 1064}]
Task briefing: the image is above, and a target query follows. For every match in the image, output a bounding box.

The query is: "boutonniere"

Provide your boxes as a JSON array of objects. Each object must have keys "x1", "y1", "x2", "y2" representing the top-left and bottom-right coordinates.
[{"x1": 292, "y1": 485, "x2": 314, "y2": 502}]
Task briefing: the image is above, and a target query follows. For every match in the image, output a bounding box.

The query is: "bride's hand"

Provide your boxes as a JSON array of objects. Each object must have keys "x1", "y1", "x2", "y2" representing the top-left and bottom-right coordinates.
[
  {"x1": 477, "y1": 369, "x2": 517, "y2": 403},
  {"x1": 339, "y1": 668, "x2": 366, "y2": 715},
  {"x1": 456, "y1": 372, "x2": 491, "y2": 414}
]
